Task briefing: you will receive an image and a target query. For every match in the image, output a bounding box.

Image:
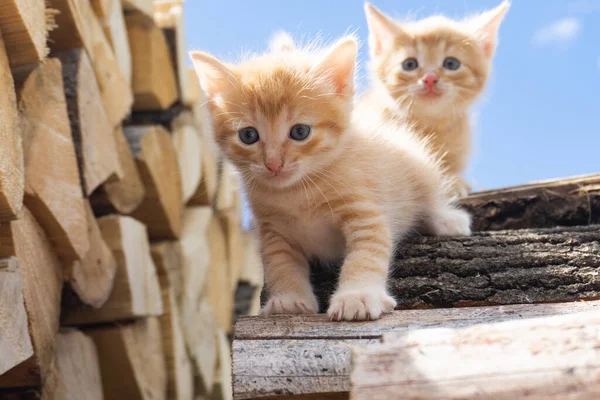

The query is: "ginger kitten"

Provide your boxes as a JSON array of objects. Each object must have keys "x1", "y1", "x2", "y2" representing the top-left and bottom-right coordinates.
[
  {"x1": 190, "y1": 37, "x2": 471, "y2": 321},
  {"x1": 361, "y1": 2, "x2": 510, "y2": 197}
]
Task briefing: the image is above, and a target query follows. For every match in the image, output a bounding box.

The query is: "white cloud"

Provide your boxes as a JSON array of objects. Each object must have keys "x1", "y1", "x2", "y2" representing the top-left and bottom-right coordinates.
[{"x1": 532, "y1": 17, "x2": 581, "y2": 47}]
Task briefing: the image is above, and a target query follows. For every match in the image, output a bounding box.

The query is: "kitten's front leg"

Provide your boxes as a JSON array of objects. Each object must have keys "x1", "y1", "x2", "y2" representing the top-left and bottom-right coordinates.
[
  {"x1": 328, "y1": 209, "x2": 397, "y2": 321},
  {"x1": 260, "y1": 228, "x2": 318, "y2": 315}
]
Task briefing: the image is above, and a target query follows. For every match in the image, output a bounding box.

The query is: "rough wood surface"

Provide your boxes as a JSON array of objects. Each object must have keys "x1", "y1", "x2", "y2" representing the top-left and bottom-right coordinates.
[
  {"x1": 122, "y1": 0, "x2": 153, "y2": 18},
  {"x1": 57, "y1": 48, "x2": 123, "y2": 195},
  {"x1": 151, "y1": 241, "x2": 184, "y2": 306},
  {"x1": 88, "y1": 317, "x2": 167, "y2": 400},
  {"x1": 206, "y1": 215, "x2": 233, "y2": 333},
  {"x1": 0, "y1": 30, "x2": 24, "y2": 220},
  {"x1": 0, "y1": 0, "x2": 50, "y2": 67},
  {"x1": 460, "y1": 173, "x2": 600, "y2": 231},
  {"x1": 18, "y1": 58, "x2": 89, "y2": 262},
  {"x1": 125, "y1": 125, "x2": 183, "y2": 239},
  {"x1": 351, "y1": 309, "x2": 600, "y2": 400},
  {"x1": 0, "y1": 257, "x2": 34, "y2": 377},
  {"x1": 172, "y1": 111, "x2": 202, "y2": 203},
  {"x1": 126, "y1": 12, "x2": 178, "y2": 111},
  {"x1": 232, "y1": 300, "x2": 600, "y2": 399},
  {"x1": 0, "y1": 207, "x2": 63, "y2": 389},
  {"x1": 100, "y1": 0, "x2": 131, "y2": 85},
  {"x1": 61, "y1": 215, "x2": 162, "y2": 325}
]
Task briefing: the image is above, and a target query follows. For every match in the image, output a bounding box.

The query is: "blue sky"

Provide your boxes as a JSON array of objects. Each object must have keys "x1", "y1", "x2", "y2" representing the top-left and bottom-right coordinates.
[{"x1": 185, "y1": 0, "x2": 599, "y2": 191}]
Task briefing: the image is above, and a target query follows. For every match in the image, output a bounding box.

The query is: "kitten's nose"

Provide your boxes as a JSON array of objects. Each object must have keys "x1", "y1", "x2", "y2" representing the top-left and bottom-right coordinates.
[
  {"x1": 421, "y1": 72, "x2": 439, "y2": 89},
  {"x1": 265, "y1": 159, "x2": 283, "y2": 175}
]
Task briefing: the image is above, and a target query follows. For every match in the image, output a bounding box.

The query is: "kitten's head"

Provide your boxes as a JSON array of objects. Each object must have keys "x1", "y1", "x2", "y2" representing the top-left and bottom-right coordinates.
[
  {"x1": 189, "y1": 38, "x2": 356, "y2": 190},
  {"x1": 365, "y1": 1, "x2": 509, "y2": 116}
]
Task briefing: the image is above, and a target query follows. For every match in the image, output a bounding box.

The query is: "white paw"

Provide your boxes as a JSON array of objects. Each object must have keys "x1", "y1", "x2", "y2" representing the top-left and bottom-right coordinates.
[
  {"x1": 431, "y1": 207, "x2": 472, "y2": 237},
  {"x1": 261, "y1": 292, "x2": 319, "y2": 316},
  {"x1": 327, "y1": 287, "x2": 396, "y2": 321}
]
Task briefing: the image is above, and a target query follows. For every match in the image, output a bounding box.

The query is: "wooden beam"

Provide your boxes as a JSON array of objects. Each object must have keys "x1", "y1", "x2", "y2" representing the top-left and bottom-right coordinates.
[
  {"x1": 0, "y1": 207, "x2": 63, "y2": 389},
  {"x1": 206, "y1": 216, "x2": 233, "y2": 333},
  {"x1": 0, "y1": 257, "x2": 34, "y2": 377},
  {"x1": 0, "y1": 0, "x2": 51, "y2": 67},
  {"x1": 172, "y1": 112, "x2": 202, "y2": 203},
  {"x1": 122, "y1": 0, "x2": 153, "y2": 18},
  {"x1": 0, "y1": 30, "x2": 24, "y2": 221},
  {"x1": 87, "y1": 317, "x2": 167, "y2": 400},
  {"x1": 232, "y1": 300, "x2": 600, "y2": 399},
  {"x1": 351, "y1": 310, "x2": 600, "y2": 399},
  {"x1": 61, "y1": 215, "x2": 162, "y2": 325},
  {"x1": 126, "y1": 12, "x2": 178, "y2": 111},
  {"x1": 18, "y1": 58, "x2": 89, "y2": 262},
  {"x1": 460, "y1": 173, "x2": 600, "y2": 231},
  {"x1": 99, "y1": 0, "x2": 132, "y2": 85},
  {"x1": 56, "y1": 48, "x2": 123, "y2": 195},
  {"x1": 125, "y1": 125, "x2": 183, "y2": 239}
]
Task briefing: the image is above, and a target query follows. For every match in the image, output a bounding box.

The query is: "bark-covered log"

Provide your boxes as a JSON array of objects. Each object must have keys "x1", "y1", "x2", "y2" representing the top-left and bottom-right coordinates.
[{"x1": 459, "y1": 174, "x2": 600, "y2": 231}]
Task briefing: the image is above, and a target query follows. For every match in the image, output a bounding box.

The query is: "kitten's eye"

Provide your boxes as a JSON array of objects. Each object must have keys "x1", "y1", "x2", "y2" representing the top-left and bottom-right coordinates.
[
  {"x1": 289, "y1": 124, "x2": 311, "y2": 141},
  {"x1": 401, "y1": 58, "x2": 419, "y2": 71},
  {"x1": 443, "y1": 57, "x2": 461, "y2": 71},
  {"x1": 238, "y1": 127, "x2": 259, "y2": 145}
]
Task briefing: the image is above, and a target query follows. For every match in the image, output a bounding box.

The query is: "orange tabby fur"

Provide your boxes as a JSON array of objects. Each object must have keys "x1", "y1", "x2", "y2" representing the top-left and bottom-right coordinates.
[
  {"x1": 361, "y1": 2, "x2": 510, "y2": 197},
  {"x1": 190, "y1": 37, "x2": 471, "y2": 321}
]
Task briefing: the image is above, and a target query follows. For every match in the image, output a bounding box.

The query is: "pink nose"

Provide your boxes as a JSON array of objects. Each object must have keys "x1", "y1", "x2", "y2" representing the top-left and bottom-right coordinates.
[
  {"x1": 265, "y1": 159, "x2": 283, "y2": 175},
  {"x1": 422, "y1": 72, "x2": 439, "y2": 89}
]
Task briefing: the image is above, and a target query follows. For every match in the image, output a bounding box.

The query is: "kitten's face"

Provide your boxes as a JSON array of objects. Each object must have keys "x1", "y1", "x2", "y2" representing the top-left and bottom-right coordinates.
[
  {"x1": 365, "y1": 2, "x2": 509, "y2": 116},
  {"x1": 190, "y1": 40, "x2": 356, "y2": 189}
]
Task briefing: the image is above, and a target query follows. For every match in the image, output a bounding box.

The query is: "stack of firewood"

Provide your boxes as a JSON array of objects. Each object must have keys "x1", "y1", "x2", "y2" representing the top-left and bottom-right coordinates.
[{"x1": 0, "y1": 1, "x2": 259, "y2": 399}]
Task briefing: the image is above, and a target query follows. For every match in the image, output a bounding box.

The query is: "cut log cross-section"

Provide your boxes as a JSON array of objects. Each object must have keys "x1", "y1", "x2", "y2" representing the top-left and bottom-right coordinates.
[
  {"x1": 61, "y1": 215, "x2": 162, "y2": 326},
  {"x1": 125, "y1": 125, "x2": 183, "y2": 239},
  {"x1": 57, "y1": 48, "x2": 123, "y2": 195},
  {"x1": 18, "y1": 58, "x2": 89, "y2": 262}
]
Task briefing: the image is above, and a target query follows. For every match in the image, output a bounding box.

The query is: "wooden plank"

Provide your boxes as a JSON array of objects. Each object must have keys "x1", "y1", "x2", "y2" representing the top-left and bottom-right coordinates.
[
  {"x1": 126, "y1": 12, "x2": 178, "y2": 111},
  {"x1": 0, "y1": 0, "x2": 50, "y2": 67},
  {"x1": 122, "y1": 0, "x2": 153, "y2": 18},
  {"x1": 56, "y1": 48, "x2": 123, "y2": 195},
  {"x1": 125, "y1": 125, "x2": 183, "y2": 239},
  {"x1": 460, "y1": 173, "x2": 600, "y2": 231},
  {"x1": 303, "y1": 225, "x2": 600, "y2": 312},
  {"x1": 88, "y1": 317, "x2": 167, "y2": 400},
  {"x1": 206, "y1": 215, "x2": 233, "y2": 333},
  {"x1": 18, "y1": 58, "x2": 89, "y2": 262},
  {"x1": 0, "y1": 257, "x2": 34, "y2": 377},
  {"x1": 172, "y1": 112, "x2": 202, "y2": 203},
  {"x1": 232, "y1": 301, "x2": 600, "y2": 399},
  {"x1": 100, "y1": 0, "x2": 132, "y2": 84},
  {"x1": 0, "y1": 30, "x2": 24, "y2": 220},
  {"x1": 61, "y1": 215, "x2": 162, "y2": 325},
  {"x1": 0, "y1": 207, "x2": 63, "y2": 388},
  {"x1": 351, "y1": 310, "x2": 600, "y2": 399}
]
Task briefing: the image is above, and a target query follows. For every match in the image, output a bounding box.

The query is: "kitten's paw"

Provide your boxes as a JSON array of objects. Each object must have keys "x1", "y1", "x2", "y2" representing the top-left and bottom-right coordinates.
[
  {"x1": 261, "y1": 292, "x2": 319, "y2": 316},
  {"x1": 431, "y1": 207, "x2": 472, "y2": 237},
  {"x1": 327, "y1": 287, "x2": 396, "y2": 321}
]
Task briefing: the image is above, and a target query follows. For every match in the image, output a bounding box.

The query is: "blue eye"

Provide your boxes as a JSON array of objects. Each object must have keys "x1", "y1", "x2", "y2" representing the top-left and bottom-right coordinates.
[
  {"x1": 443, "y1": 57, "x2": 461, "y2": 71},
  {"x1": 238, "y1": 127, "x2": 259, "y2": 144},
  {"x1": 402, "y1": 58, "x2": 419, "y2": 71},
  {"x1": 289, "y1": 124, "x2": 311, "y2": 141}
]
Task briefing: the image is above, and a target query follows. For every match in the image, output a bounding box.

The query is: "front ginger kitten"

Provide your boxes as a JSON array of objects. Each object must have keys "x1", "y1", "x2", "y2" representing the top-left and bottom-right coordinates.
[
  {"x1": 190, "y1": 37, "x2": 470, "y2": 321},
  {"x1": 361, "y1": 2, "x2": 510, "y2": 197}
]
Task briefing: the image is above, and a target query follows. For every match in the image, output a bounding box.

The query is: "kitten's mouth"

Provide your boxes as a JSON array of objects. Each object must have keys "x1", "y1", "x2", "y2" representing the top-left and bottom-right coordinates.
[{"x1": 418, "y1": 88, "x2": 443, "y2": 98}]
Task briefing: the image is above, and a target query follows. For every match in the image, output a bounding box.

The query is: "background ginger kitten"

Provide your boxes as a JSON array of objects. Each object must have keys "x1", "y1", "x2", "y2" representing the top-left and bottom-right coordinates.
[
  {"x1": 190, "y1": 37, "x2": 471, "y2": 321},
  {"x1": 361, "y1": 1, "x2": 510, "y2": 197}
]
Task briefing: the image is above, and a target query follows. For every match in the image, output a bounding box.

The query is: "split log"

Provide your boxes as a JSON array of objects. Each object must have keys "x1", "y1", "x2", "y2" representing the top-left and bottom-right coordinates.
[
  {"x1": 205, "y1": 216, "x2": 233, "y2": 332},
  {"x1": 122, "y1": 0, "x2": 153, "y2": 18},
  {"x1": 180, "y1": 207, "x2": 212, "y2": 310},
  {"x1": 57, "y1": 49, "x2": 123, "y2": 195},
  {"x1": 239, "y1": 232, "x2": 263, "y2": 288},
  {"x1": 232, "y1": 300, "x2": 600, "y2": 399},
  {"x1": 151, "y1": 241, "x2": 184, "y2": 306},
  {"x1": 18, "y1": 58, "x2": 89, "y2": 262},
  {"x1": 460, "y1": 173, "x2": 600, "y2": 231},
  {"x1": 0, "y1": 207, "x2": 63, "y2": 389},
  {"x1": 0, "y1": 0, "x2": 52, "y2": 67},
  {"x1": 188, "y1": 136, "x2": 218, "y2": 206},
  {"x1": 302, "y1": 225, "x2": 600, "y2": 312},
  {"x1": 125, "y1": 125, "x2": 183, "y2": 239},
  {"x1": 42, "y1": 329, "x2": 103, "y2": 400},
  {"x1": 126, "y1": 12, "x2": 178, "y2": 111},
  {"x1": 351, "y1": 310, "x2": 600, "y2": 400},
  {"x1": 187, "y1": 67, "x2": 201, "y2": 106},
  {"x1": 90, "y1": 127, "x2": 146, "y2": 215},
  {"x1": 0, "y1": 257, "x2": 34, "y2": 378},
  {"x1": 88, "y1": 317, "x2": 167, "y2": 400},
  {"x1": 0, "y1": 30, "x2": 24, "y2": 221},
  {"x1": 91, "y1": 0, "x2": 112, "y2": 17},
  {"x1": 61, "y1": 215, "x2": 162, "y2": 325},
  {"x1": 100, "y1": 0, "x2": 132, "y2": 84},
  {"x1": 65, "y1": 202, "x2": 117, "y2": 308},
  {"x1": 215, "y1": 161, "x2": 237, "y2": 211},
  {"x1": 212, "y1": 330, "x2": 233, "y2": 400},
  {"x1": 172, "y1": 112, "x2": 202, "y2": 203},
  {"x1": 221, "y1": 206, "x2": 244, "y2": 292}
]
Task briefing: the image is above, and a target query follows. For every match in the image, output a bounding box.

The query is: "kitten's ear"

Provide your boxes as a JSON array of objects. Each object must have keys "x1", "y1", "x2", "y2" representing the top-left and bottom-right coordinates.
[
  {"x1": 471, "y1": 1, "x2": 510, "y2": 59},
  {"x1": 312, "y1": 37, "x2": 357, "y2": 96},
  {"x1": 189, "y1": 51, "x2": 239, "y2": 99},
  {"x1": 364, "y1": 3, "x2": 404, "y2": 58}
]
